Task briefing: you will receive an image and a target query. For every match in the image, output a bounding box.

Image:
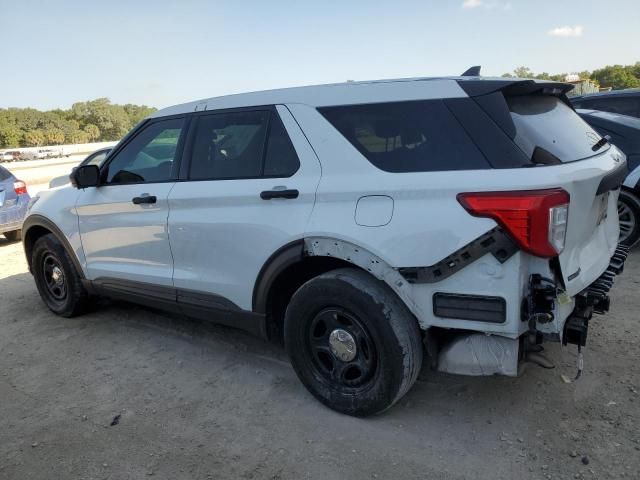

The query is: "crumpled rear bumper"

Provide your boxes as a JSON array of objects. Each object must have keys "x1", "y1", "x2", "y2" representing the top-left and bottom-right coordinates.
[{"x1": 563, "y1": 244, "x2": 630, "y2": 346}]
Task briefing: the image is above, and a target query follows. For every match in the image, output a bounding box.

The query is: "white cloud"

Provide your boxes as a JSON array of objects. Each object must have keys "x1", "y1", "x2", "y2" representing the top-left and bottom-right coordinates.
[
  {"x1": 547, "y1": 25, "x2": 584, "y2": 37},
  {"x1": 462, "y1": 0, "x2": 512, "y2": 10},
  {"x1": 462, "y1": 0, "x2": 483, "y2": 8}
]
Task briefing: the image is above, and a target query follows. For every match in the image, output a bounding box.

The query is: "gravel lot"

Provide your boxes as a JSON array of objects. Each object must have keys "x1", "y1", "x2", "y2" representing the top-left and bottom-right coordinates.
[{"x1": 1, "y1": 237, "x2": 638, "y2": 480}]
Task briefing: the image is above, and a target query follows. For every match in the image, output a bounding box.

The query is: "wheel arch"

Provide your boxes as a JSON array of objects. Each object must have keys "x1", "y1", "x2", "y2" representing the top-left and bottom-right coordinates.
[
  {"x1": 22, "y1": 214, "x2": 85, "y2": 278},
  {"x1": 253, "y1": 236, "x2": 421, "y2": 341}
]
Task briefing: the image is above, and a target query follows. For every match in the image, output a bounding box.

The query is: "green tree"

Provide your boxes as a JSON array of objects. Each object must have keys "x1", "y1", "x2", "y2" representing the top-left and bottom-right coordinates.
[
  {"x1": 591, "y1": 64, "x2": 640, "y2": 90},
  {"x1": 43, "y1": 128, "x2": 65, "y2": 145},
  {"x1": 23, "y1": 129, "x2": 45, "y2": 147},
  {"x1": 0, "y1": 124, "x2": 22, "y2": 148},
  {"x1": 83, "y1": 124, "x2": 100, "y2": 141}
]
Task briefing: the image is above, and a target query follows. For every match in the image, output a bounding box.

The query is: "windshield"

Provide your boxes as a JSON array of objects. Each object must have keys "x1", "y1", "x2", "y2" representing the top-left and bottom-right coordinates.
[{"x1": 508, "y1": 95, "x2": 608, "y2": 164}]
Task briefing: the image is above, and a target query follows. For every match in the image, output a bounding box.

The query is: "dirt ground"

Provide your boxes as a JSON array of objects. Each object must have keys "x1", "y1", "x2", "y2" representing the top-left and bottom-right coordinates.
[{"x1": 0, "y1": 237, "x2": 638, "y2": 480}]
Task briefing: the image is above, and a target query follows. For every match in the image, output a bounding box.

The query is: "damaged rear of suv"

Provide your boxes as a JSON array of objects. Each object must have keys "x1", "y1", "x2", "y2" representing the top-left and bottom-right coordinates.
[{"x1": 23, "y1": 73, "x2": 627, "y2": 416}]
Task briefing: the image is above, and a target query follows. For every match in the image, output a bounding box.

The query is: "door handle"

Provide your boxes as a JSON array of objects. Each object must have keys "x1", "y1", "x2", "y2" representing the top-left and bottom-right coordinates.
[
  {"x1": 260, "y1": 189, "x2": 299, "y2": 200},
  {"x1": 132, "y1": 195, "x2": 157, "y2": 205}
]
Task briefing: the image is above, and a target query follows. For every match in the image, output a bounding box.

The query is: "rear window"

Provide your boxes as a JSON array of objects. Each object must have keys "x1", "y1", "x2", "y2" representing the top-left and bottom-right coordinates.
[
  {"x1": 319, "y1": 100, "x2": 489, "y2": 172},
  {"x1": 508, "y1": 96, "x2": 608, "y2": 163},
  {"x1": 0, "y1": 165, "x2": 11, "y2": 181}
]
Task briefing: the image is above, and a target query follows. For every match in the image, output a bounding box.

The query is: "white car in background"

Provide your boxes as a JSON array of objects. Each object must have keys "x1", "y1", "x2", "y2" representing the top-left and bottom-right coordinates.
[{"x1": 23, "y1": 74, "x2": 628, "y2": 416}]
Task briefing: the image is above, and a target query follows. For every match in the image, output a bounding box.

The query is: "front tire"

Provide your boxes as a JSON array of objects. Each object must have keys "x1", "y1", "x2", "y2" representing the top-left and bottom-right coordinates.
[
  {"x1": 4, "y1": 230, "x2": 21, "y2": 242},
  {"x1": 284, "y1": 268, "x2": 423, "y2": 416},
  {"x1": 618, "y1": 190, "x2": 640, "y2": 247},
  {"x1": 31, "y1": 233, "x2": 89, "y2": 317}
]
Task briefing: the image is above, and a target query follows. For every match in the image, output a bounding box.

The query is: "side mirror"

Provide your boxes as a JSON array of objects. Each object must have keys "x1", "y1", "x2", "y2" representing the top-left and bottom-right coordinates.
[{"x1": 71, "y1": 165, "x2": 100, "y2": 189}]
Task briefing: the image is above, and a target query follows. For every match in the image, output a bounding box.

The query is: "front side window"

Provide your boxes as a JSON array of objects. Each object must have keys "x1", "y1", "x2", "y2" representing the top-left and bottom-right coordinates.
[
  {"x1": 105, "y1": 118, "x2": 185, "y2": 184},
  {"x1": 319, "y1": 100, "x2": 489, "y2": 172},
  {"x1": 189, "y1": 111, "x2": 269, "y2": 180}
]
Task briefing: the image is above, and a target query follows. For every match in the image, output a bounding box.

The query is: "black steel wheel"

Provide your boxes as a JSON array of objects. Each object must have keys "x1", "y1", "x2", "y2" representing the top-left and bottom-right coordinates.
[
  {"x1": 284, "y1": 268, "x2": 423, "y2": 417},
  {"x1": 42, "y1": 253, "x2": 67, "y2": 302},
  {"x1": 308, "y1": 307, "x2": 377, "y2": 388}
]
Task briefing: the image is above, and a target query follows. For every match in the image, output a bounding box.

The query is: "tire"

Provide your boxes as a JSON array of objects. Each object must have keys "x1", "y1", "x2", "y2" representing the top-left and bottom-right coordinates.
[
  {"x1": 284, "y1": 268, "x2": 423, "y2": 416},
  {"x1": 618, "y1": 190, "x2": 640, "y2": 247},
  {"x1": 31, "y1": 233, "x2": 89, "y2": 317},
  {"x1": 3, "y1": 230, "x2": 21, "y2": 242}
]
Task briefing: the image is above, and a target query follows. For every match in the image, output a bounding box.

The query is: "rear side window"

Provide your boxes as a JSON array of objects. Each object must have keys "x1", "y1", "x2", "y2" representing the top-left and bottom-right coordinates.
[
  {"x1": 0, "y1": 166, "x2": 11, "y2": 181},
  {"x1": 508, "y1": 96, "x2": 608, "y2": 163},
  {"x1": 190, "y1": 111, "x2": 268, "y2": 180},
  {"x1": 319, "y1": 100, "x2": 489, "y2": 172},
  {"x1": 189, "y1": 110, "x2": 299, "y2": 180},
  {"x1": 263, "y1": 112, "x2": 300, "y2": 177}
]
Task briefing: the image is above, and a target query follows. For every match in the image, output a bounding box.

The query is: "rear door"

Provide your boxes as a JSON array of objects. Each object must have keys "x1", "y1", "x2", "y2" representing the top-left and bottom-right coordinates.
[
  {"x1": 167, "y1": 105, "x2": 321, "y2": 310},
  {"x1": 75, "y1": 117, "x2": 187, "y2": 286}
]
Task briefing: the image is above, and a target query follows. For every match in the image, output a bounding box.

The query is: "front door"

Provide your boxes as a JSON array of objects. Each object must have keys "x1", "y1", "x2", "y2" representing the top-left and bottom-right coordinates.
[{"x1": 76, "y1": 117, "x2": 187, "y2": 286}]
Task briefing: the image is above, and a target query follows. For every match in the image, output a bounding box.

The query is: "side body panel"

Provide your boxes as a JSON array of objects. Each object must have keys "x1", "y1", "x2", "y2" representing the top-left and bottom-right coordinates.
[
  {"x1": 168, "y1": 106, "x2": 321, "y2": 310},
  {"x1": 288, "y1": 104, "x2": 621, "y2": 337}
]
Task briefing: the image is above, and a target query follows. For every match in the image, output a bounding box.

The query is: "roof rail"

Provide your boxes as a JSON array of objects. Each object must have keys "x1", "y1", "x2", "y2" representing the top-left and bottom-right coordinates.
[{"x1": 461, "y1": 66, "x2": 481, "y2": 77}]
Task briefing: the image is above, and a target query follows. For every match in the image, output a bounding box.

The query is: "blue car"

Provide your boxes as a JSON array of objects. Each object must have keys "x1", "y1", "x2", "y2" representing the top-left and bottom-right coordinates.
[{"x1": 0, "y1": 164, "x2": 30, "y2": 242}]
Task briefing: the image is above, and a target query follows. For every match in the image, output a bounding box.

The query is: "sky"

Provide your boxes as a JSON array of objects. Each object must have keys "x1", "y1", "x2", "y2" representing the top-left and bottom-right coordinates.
[{"x1": 0, "y1": 0, "x2": 638, "y2": 111}]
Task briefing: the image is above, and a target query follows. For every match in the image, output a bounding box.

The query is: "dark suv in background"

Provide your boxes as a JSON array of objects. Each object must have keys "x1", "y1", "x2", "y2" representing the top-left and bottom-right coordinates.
[{"x1": 572, "y1": 89, "x2": 640, "y2": 119}]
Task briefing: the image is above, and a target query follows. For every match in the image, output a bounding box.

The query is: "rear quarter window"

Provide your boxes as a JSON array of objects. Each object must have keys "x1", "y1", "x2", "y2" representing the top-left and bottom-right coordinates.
[{"x1": 319, "y1": 100, "x2": 490, "y2": 172}]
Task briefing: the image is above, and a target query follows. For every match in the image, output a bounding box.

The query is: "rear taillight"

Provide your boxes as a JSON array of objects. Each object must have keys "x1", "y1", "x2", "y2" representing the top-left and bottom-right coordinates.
[
  {"x1": 14, "y1": 180, "x2": 27, "y2": 195},
  {"x1": 457, "y1": 189, "x2": 570, "y2": 258}
]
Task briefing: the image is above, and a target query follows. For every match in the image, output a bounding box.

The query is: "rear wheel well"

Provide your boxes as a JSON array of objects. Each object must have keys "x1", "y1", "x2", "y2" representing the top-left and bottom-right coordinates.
[
  {"x1": 23, "y1": 225, "x2": 52, "y2": 271},
  {"x1": 264, "y1": 256, "x2": 362, "y2": 342}
]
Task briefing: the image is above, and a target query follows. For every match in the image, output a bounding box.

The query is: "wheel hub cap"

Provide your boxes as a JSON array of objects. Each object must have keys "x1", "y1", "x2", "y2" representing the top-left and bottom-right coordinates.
[
  {"x1": 329, "y1": 329, "x2": 357, "y2": 362},
  {"x1": 51, "y1": 266, "x2": 63, "y2": 284}
]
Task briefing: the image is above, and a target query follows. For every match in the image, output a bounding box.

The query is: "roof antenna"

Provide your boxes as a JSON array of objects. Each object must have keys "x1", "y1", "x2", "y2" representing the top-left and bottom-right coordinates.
[{"x1": 461, "y1": 66, "x2": 481, "y2": 77}]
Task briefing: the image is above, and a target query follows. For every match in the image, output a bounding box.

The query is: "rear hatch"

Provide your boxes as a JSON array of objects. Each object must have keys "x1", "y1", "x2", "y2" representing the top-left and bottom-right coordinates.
[{"x1": 455, "y1": 79, "x2": 625, "y2": 295}]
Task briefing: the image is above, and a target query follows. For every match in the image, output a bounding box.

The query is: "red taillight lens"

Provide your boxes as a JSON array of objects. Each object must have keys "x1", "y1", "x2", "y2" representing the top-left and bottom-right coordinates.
[
  {"x1": 14, "y1": 180, "x2": 27, "y2": 195},
  {"x1": 457, "y1": 189, "x2": 570, "y2": 258}
]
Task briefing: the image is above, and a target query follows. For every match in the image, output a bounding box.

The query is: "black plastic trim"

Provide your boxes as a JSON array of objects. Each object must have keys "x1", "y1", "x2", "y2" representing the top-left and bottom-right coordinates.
[
  {"x1": 596, "y1": 159, "x2": 629, "y2": 195},
  {"x1": 22, "y1": 214, "x2": 85, "y2": 277},
  {"x1": 399, "y1": 227, "x2": 519, "y2": 284},
  {"x1": 252, "y1": 240, "x2": 304, "y2": 313},
  {"x1": 444, "y1": 97, "x2": 530, "y2": 169},
  {"x1": 91, "y1": 277, "x2": 266, "y2": 338},
  {"x1": 433, "y1": 293, "x2": 506, "y2": 323}
]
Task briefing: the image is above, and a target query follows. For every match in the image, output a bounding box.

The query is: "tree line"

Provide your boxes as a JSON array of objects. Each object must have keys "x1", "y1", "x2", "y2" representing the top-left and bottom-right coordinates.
[
  {"x1": 0, "y1": 98, "x2": 156, "y2": 149},
  {"x1": 502, "y1": 62, "x2": 640, "y2": 90}
]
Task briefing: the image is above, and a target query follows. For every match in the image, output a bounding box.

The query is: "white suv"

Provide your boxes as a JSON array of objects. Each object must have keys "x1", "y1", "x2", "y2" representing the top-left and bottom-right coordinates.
[{"x1": 23, "y1": 76, "x2": 628, "y2": 416}]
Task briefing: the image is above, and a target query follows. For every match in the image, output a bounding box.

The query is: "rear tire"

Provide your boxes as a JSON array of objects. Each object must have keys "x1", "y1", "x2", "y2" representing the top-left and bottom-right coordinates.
[
  {"x1": 4, "y1": 230, "x2": 21, "y2": 242},
  {"x1": 284, "y1": 268, "x2": 423, "y2": 416},
  {"x1": 31, "y1": 233, "x2": 89, "y2": 317},
  {"x1": 618, "y1": 190, "x2": 640, "y2": 247}
]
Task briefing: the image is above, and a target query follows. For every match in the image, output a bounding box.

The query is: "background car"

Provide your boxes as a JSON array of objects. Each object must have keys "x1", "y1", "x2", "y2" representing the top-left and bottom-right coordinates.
[
  {"x1": 572, "y1": 89, "x2": 640, "y2": 118},
  {"x1": 0, "y1": 164, "x2": 30, "y2": 242},
  {"x1": 48, "y1": 147, "x2": 112, "y2": 188},
  {"x1": 577, "y1": 108, "x2": 640, "y2": 246}
]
